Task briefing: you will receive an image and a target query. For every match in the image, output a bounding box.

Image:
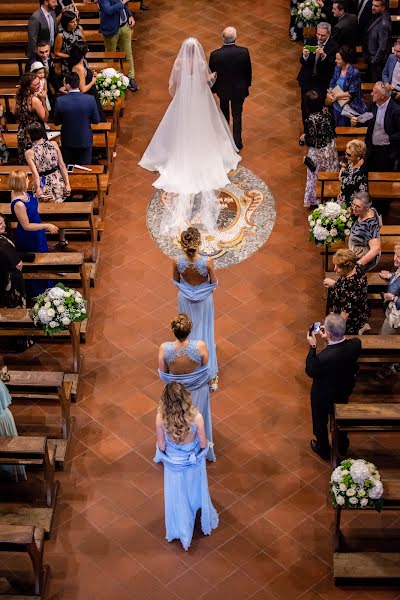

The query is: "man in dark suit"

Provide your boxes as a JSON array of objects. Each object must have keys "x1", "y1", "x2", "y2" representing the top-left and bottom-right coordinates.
[
  {"x1": 54, "y1": 72, "x2": 100, "y2": 165},
  {"x1": 209, "y1": 27, "x2": 252, "y2": 150},
  {"x1": 306, "y1": 315, "x2": 361, "y2": 459},
  {"x1": 25, "y1": 41, "x2": 60, "y2": 108},
  {"x1": 352, "y1": 82, "x2": 400, "y2": 171},
  {"x1": 27, "y1": 0, "x2": 58, "y2": 60},
  {"x1": 357, "y1": 0, "x2": 373, "y2": 37},
  {"x1": 331, "y1": 1, "x2": 358, "y2": 49},
  {"x1": 363, "y1": 0, "x2": 392, "y2": 82},
  {"x1": 297, "y1": 22, "x2": 337, "y2": 126}
]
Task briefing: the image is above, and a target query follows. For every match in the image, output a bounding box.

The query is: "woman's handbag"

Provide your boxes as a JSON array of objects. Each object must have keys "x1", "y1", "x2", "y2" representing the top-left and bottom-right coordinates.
[
  {"x1": 304, "y1": 156, "x2": 317, "y2": 172},
  {"x1": 385, "y1": 301, "x2": 400, "y2": 328}
]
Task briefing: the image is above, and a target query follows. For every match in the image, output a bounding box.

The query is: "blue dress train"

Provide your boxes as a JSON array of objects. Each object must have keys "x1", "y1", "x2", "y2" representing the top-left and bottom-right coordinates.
[
  {"x1": 154, "y1": 425, "x2": 218, "y2": 551},
  {"x1": 0, "y1": 381, "x2": 26, "y2": 481},
  {"x1": 173, "y1": 255, "x2": 218, "y2": 380},
  {"x1": 159, "y1": 340, "x2": 215, "y2": 461}
]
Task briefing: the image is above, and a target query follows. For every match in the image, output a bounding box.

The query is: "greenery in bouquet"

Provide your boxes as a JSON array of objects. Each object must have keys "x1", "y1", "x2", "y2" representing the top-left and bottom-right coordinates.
[
  {"x1": 308, "y1": 201, "x2": 353, "y2": 247},
  {"x1": 96, "y1": 68, "x2": 129, "y2": 106},
  {"x1": 292, "y1": 0, "x2": 325, "y2": 27},
  {"x1": 30, "y1": 283, "x2": 87, "y2": 335},
  {"x1": 331, "y1": 459, "x2": 384, "y2": 511}
]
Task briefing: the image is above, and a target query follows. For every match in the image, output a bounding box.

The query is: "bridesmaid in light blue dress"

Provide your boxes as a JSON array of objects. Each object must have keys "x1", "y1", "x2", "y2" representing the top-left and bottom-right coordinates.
[
  {"x1": 158, "y1": 313, "x2": 215, "y2": 461},
  {"x1": 154, "y1": 382, "x2": 218, "y2": 550},
  {"x1": 173, "y1": 227, "x2": 218, "y2": 383},
  {"x1": 0, "y1": 380, "x2": 26, "y2": 481}
]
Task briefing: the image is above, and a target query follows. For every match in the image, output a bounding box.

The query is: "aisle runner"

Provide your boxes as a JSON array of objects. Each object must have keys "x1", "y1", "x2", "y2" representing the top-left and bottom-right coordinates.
[{"x1": 146, "y1": 166, "x2": 276, "y2": 268}]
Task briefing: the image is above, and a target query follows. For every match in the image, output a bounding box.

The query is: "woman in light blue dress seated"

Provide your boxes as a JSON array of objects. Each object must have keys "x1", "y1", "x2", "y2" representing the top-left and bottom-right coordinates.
[
  {"x1": 0, "y1": 380, "x2": 26, "y2": 481},
  {"x1": 173, "y1": 227, "x2": 218, "y2": 383},
  {"x1": 154, "y1": 382, "x2": 218, "y2": 551},
  {"x1": 158, "y1": 313, "x2": 215, "y2": 461}
]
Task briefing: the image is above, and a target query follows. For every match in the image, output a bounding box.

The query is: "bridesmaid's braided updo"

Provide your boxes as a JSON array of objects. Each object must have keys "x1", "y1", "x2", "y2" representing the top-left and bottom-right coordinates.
[
  {"x1": 171, "y1": 313, "x2": 192, "y2": 341},
  {"x1": 180, "y1": 227, "x2": 201, "y2": 258}
]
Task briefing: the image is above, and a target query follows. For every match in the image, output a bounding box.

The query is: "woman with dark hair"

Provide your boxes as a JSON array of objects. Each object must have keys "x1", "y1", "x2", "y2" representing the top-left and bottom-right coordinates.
[
  {"x1": 300, "y1": 90, "x2": 339, "y2": 207},
  {"x1": 173, "y1": 227, "x2": 218, "y2": 382},
  {"x1": 16, "y1": 74, "x2": 48, "y2": 164},
  {"x1": 54, "y1": 10, "x2": 85, "y2": 78},
  {"x1": 327, "y1": 46, "x2": 366, "y2": 125},
  {"x1": 158, "y1": 314, "x2": 215, "y2": 461},
  {"x1": 154, "y1": 382, "x2": 218, "y2": 550},
  {"x1": 0, "y1": 213, "x2": 25, "y2": 309},
  {"x1": 69, "y1": 40, "x2": 106, "y2": 121}
]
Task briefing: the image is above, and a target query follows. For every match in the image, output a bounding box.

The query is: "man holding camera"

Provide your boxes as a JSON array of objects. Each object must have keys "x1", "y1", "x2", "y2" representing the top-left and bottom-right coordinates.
[{"x1": 305, "y1": 314, "x2": 361, "y2": 460}]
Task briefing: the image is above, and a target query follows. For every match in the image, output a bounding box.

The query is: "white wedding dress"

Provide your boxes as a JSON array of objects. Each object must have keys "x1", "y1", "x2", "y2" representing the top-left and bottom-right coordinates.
[{"x1": 139, "y1": 37, "x2": 241, "y2": 235}]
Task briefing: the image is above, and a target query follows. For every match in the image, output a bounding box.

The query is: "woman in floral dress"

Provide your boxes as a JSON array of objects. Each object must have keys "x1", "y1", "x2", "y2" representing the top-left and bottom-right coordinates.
[
  {"x1": 323, "y1": 249, "x2": 369, "y2": 334},
  {"x1": 16, "y1": 73, "x2": 48, "y2": 165},
  {"x1": 300, "y1": 90, "x2": 339, "y2": 207},
  {"x1": 338, "y1": 139, "x2": 368, "y2": 206},
  {"x1": 54, "y1": 10, "x2": 85, "y2": 79}
]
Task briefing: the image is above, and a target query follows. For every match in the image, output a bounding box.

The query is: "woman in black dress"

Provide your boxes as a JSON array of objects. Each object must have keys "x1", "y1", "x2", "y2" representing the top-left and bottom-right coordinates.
[
  {"x1": 339, "y1": 139, "x2": 368, "y2": 206},
  {"x1": 323, "y1": 248, "x2": 369, "y2": 334},
  {"x1": 0, "y1": 213, "x2": 26, "y2": 309},
  {"x1": 68, "y1": 40, "x2": 106, "y2": 122}
]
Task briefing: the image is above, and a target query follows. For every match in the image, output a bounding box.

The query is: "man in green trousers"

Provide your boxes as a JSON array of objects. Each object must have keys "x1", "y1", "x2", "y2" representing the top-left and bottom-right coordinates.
[{"x1": 98, "y1": 0, "x2": 139, "y2": 91}]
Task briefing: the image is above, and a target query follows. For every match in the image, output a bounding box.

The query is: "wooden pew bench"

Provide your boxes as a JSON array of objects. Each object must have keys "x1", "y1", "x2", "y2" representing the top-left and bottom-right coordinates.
[
  {"x1": 318, "y1": 170, "x2": 400, "y2": 203},
  {"x1": 0, "y1": 201, "x2": 99, "y2": 264},
  {"x1": 0, "y1": 309, "x2": 82, "y2": 374},
  {"x1": 333, "y1": 476, "x2": 400, "y2": 581},
  {"x1": 0, "y1": 1, "x2": 140, "y2": 17},
  {"x1": 321, "y1": 231, "x2": 400, "y2": 270},
  {"x1": 0, "y1": 30, "x2": 114, "y2": 51},
  {"x1": 0, "y1": 524, "x2": 48, "y2": 598},
  {"x1": 7, "y1": 369, "x2": 74, "y2": 468},
  {"x1": 335, "y1": 127, "x2": 367, "y2": 154}
]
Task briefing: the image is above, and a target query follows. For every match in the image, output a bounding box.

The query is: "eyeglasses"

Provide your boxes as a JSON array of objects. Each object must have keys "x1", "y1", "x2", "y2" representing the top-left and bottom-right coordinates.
[{"x1": 351, "y1": 202, "x2": 362, "y2": 209}]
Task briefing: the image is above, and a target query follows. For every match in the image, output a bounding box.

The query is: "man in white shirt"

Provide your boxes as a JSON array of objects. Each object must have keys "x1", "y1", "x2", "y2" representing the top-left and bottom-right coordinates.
[{"x1": 27, "y1": 0, "x2": 58, "y2": 60}]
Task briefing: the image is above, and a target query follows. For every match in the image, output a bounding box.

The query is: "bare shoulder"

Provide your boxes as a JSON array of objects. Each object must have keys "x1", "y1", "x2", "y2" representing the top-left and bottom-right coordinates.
[
  {"x1": 206, "y1": 257, "x2": 214, "y2": 268},
  {"x1": 197, "y1": 340, "x2": 207, "y2": 352},
  {"x1": 194, "y1": 411, "x2": 204, "y2": 426}
]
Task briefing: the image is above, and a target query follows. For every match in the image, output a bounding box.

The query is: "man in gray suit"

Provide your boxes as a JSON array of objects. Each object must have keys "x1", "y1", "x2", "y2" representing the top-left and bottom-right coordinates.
[
  {"x1": 363, "y1": 0, "x2": 392, "y2": 82},
  {"x1": 27, "y1": 0, "x2": 58, "y2": 60}
]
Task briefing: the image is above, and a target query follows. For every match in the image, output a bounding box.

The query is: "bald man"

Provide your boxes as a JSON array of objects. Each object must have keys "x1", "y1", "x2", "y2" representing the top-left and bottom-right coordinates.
[{"x1": 209, "y1": 27, "x2": 252, "y2": 150}]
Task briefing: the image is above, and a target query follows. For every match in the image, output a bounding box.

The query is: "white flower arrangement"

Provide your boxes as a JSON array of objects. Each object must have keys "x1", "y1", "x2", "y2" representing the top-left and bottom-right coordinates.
[
  {"x1": 292, "y1": 0, "x2": 324, "y2": 26},
  {"x1": 308, "y1": 202, "x2": 353, "y2": 247},
  {"x1": 30, "y1": 283, "x2": 87, "y2": 336},
  {"x1": 210, "y1": 376, "x2": 219, "y2": 392},
  {"x1": 96, "y1": 68, "x2": 129, "y2": 106},
  {"x1": 331, "y1": 459, "x2": 384, "y2": 511}
]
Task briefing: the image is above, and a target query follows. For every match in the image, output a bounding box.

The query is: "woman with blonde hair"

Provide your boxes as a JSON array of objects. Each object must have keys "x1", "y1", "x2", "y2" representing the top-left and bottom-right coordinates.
[
  {"x1": 173, "y1": 227, "x2": 218, "y2": 382},
  {"x1": 323, "y1": 248, "x2": 369, "y2": 334},
  {"x1": 339, "y1": 139, "x2": 368, "y2": 206},
  {"x1": 10, "y1": 170, "x2": 58, "y2": 297},
  {"x1": 158, "y1": 313, "x2": 215, "y2": 460},
  {"x1": 154, "y1": 382, "x2": 218, "y2": 551}
]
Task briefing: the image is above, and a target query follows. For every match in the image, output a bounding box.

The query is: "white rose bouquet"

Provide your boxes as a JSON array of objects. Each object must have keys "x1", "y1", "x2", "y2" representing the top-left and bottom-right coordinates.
[
  {"x1": 331, "y1": 459, "x2": 384, "y2": 511},
  {"x1": 30, "y1": 283, "x2": 87, "y2": 336},
  {"x1": 96, "y1": 68, "x2": 129, "y2": 106},
  {"x1": 308, "y1": 202, "x2": 353, "y2": 247},
  {"x1": 293, "y1": 0, "x2": 324, "y2": 27}
]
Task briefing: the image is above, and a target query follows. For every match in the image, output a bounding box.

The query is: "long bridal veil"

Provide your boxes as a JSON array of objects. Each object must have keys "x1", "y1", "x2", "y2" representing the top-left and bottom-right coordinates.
[{"x1": 139, "y1": 37, "x2": 241, "y2": 236}]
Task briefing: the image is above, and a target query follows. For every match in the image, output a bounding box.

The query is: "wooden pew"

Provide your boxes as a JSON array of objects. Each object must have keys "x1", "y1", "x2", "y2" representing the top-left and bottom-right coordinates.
[
  {"x1": 0, "y1": 1, "x2": 141, "y2": 17},
  {"x1": 7, "y1": 370, "x2": 74, "y2": 468},
  {"x1": 0, "y1": 30, "x2": 113, "y2": 51},
  {"x1": 318, "y1": 170, "x2": 400, "y2": 202},
  {"x1": 335, "y1": 127, "x2": 367, "y2": 153},
  {"x1": 0, "y1": 309, "x2": 82, "y2": 374},
  {"x1": 0, "y1": 524, "x2": 48, "y2": 597}
]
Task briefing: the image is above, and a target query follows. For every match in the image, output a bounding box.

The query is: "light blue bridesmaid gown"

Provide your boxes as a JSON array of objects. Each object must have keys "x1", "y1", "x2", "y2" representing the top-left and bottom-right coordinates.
[
  {"x1": 154, "y1": 424, "x2": 218, "y2": 551},
  {"x1": 173, "y1": 255, "x2": 218, "y2": 380},
  {"x1": 0, "y1": 381, "x2": 26, "y2": 481},
  {"x1": 159, "y1": 341, "x2": 215, "y2": 461}
]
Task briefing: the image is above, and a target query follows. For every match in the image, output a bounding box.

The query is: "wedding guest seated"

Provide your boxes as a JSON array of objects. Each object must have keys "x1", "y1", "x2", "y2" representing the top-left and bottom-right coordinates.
[
  {"x1": 349, "y1": 191, "x2": 381, "y2": 270},
  {"x1": 0, "y1": 213, "x2": 26, "y2": 309},
  {"x1": 68, "y1": 41, "x2": 106, "y2": 122},
  {"x1": 327, "y1": 46, "x2": 366, "y2": 125},
  {"x1": 379, "y1": 244, "x2": 400, "y2": 335},
  {"x1": 338, "y1": 139, "x2": 368, "y2": 206},
  {"x1": 154, "y1": 382, "x2": 218, "y2": 551},
  {"x1": 16, "y1": 74, "x2": 49, "y2": 165},
  {"x1": 323, "y1": 249, "x2": 369, "y2": 334},
  {"x1": 158, "y1": 313, "x2": 215, "y2": 461},
  {"x1": 9, "y1": 171, "x2": 58, "y2": 298},
  {"x1": 300, "y1": 90, "x2": 339, "y2": 207},
  {"x1": 54, "y1": 11, "x2": 85, "y2": 79}
]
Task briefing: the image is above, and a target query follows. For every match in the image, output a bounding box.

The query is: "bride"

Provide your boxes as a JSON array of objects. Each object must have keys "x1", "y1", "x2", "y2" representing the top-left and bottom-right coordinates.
[{"x1": 139, "y1": 37, "x2": 241, "y2": 235}]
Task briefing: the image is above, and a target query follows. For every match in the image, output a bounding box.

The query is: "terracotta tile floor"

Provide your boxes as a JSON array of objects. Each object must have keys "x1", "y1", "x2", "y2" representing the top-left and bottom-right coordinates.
[{"x1": 4, "y1": 0, "x2": 400, "y2": 598}]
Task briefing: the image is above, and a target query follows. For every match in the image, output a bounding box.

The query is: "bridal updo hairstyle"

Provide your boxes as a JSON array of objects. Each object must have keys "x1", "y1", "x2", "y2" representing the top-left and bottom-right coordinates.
[
  {"x1": 159, "y1": 382, "x2": 198, "y2": 444},
  {"x1": 180, "y1": 227, "x2": 201, "y2": 258},
  {"x1": 171, "y1": 313, "x2": 192, "y2": 341}
]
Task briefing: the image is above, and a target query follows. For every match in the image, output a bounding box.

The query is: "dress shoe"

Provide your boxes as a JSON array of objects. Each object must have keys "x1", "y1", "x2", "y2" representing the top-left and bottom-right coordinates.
[
  {"x1": 128, "y1": 78, "x2": 139, "y2": 92},
  {"x1": 236, "y1": 143, "x2": 243, "y2": 150},
  {"x1": 310, "y1": 439, "x2": 330, "y2": 460},
  {"x1": 140, "y1": 3, "x2": 150, "y2": 9}
]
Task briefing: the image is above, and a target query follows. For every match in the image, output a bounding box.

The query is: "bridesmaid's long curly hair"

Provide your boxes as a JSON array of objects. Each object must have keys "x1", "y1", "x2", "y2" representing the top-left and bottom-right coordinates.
[
  {"x1": 158, "y1": 383, "x2": 198, "y2": 444},
  {"x1": 16, "y1": 73, "x2": 38, "y2": 110},
  {"x1": 180, "y1": 227, "x2": 201, "y2": 258}
]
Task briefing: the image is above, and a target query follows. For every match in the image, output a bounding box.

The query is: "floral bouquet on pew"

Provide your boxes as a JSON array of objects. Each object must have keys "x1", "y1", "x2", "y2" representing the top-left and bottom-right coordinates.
[
  {"x1": 308, "y1": 201, "x2": 353, "y2": 247},
  {"x1": 331, "y1": 459, "x2": 384, "y2": 512},
  {"x1": 30, "y1": 284, "x2": 87, "y2": 336},
  {"x1": 292, "y1": 0, "x2": 324, "y2": 27},
  {"x1": 96, "y1": 68, "x2": 129, "y2": 106}
]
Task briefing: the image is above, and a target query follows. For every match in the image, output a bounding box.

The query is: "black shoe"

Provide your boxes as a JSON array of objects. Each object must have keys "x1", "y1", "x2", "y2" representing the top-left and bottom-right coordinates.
[
  {"x1": 140, "y1": 3, "x2": 150, "y2": 9},
  {"x1": 128, "y1": 78, "x2": 139, "y2": 92},
  {"x1": 236, "y1": 143, "x2": 243, "y2": 150},
  {"x1": 310, "y1": 439, "x2": 330, "y2": 460}
]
